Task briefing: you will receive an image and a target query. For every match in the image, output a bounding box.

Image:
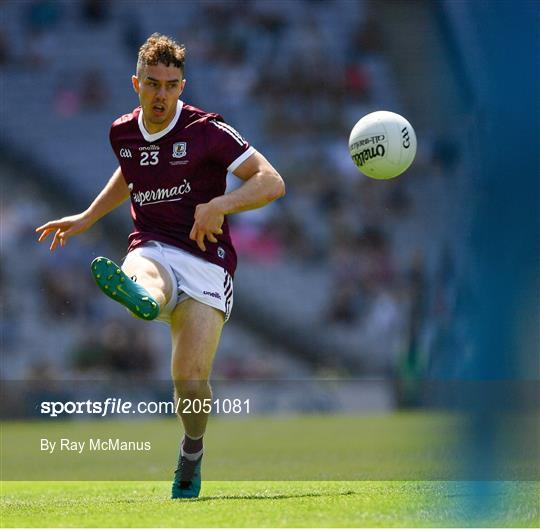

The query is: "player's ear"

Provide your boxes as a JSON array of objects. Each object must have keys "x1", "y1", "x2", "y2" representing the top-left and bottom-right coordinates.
[
  {"x1": 132, "y1": 75, "x2": 140, "y2": 94},
  {"x1": 179, "y1": 78, "x2": 186, "y2": 94}
]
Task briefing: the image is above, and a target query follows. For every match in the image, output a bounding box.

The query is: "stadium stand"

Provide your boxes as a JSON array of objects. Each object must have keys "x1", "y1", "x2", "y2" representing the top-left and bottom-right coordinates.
[{"x1": 1, "y1": 0, "x2": 465, "y2": 410}]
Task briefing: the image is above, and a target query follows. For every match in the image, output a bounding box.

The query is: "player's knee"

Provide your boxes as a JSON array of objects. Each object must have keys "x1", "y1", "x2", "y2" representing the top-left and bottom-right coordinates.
[
  {"x1": 148, "y1": 286, "x2": 169, "y2": 308},
  {"x1": 173, "y1": 376, "x2": 209, "y2": 399},
  {"x1": 121, "y1": 264, "x2": 171, "y2": 307},
  {"x1": 171, "y1": 360, "x2": 210, "y2": 383}
]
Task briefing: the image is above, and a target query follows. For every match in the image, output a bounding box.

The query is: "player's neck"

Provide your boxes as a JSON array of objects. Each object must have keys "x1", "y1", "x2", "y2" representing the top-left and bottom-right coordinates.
[{"x1": 142, "y1": 115, "x2": 173, "y2": 135}]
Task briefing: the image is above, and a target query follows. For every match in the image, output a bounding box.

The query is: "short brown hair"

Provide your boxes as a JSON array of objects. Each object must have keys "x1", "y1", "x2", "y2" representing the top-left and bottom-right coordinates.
[{"x1": 137, "y1": 33, "x2": 185, "y2": 75}]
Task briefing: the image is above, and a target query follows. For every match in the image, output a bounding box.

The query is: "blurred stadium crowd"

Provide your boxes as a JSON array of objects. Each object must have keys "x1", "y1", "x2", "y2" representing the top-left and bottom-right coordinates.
[{"x1": 1, "y1": 1, "x2": 464, "y2": 396}]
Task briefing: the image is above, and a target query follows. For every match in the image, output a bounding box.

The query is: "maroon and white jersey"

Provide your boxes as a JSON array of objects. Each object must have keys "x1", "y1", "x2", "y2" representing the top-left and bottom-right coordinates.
[{"x1": 109, "y1": 100, "x2": 255, "y2": 276}]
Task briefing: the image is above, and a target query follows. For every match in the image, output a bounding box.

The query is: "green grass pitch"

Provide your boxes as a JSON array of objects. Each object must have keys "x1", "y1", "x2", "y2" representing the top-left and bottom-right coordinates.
[
  {"x1": 1, "y1": 414, "x2": 538, "y2": 527},
  {"x1": 2, "y1": 480, "x2": 538, "y2": 527}
]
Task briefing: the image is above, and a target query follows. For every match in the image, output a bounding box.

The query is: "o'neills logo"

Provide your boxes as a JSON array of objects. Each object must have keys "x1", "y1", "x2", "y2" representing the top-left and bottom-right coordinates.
[
  {"x1": 353, "y1": 144, "x2": 386, "y2": 167},
  {"x1": 129, "y1": 179, "x2": 191, "y2": 206}
]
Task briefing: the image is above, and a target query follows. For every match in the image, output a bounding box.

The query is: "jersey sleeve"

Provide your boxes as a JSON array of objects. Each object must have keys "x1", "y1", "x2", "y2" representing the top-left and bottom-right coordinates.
[
  {"x1": 205, "y1": 117, "x2": 256, "y2": 172},
  {"x1": 109, "y1": 110, "x2": 138, "y2": 164},
  {"x1": 109, "y1": 125, "x2": 120, "y2": 163}
]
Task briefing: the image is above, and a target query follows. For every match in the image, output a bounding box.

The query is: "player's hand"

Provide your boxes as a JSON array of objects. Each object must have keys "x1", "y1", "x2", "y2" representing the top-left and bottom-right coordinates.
[
  {"x1": 35, "y1": 213, "x2": 94, "y2": 251},
  {"x1": 190, "y1": 200, "x2": 225, "y2": 252}
]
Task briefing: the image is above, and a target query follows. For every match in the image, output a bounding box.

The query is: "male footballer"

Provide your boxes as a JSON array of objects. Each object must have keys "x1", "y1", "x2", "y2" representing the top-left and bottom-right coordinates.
[{"x1": 36, "y1": 33, "x2": 285, "y2": 499}]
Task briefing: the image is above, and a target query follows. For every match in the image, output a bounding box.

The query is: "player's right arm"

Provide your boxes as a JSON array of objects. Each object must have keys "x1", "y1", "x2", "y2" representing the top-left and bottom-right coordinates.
[{"x1": 35, "y1": 166, "x2": 130, "y2": 251}]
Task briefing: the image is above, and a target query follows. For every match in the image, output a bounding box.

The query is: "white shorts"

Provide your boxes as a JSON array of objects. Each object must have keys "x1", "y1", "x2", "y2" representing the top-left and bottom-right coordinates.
[{"x1": 122, "y1": 241, "x2": 233, "y2": 324}]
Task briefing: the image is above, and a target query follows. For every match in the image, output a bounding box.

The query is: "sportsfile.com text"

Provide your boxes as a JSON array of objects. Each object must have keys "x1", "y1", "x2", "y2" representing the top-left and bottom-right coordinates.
[{"x1": 40, "y1": 398, "x2": 251, "y2": 417}]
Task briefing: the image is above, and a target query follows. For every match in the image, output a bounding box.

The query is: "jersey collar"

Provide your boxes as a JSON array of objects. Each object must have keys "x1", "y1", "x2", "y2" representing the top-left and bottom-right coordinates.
[{"x1": 138, "y1": 100, "x2": 183, "y2": 142}]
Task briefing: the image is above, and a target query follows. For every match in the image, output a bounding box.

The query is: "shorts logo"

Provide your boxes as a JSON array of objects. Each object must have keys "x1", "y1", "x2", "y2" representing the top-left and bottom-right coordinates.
[
  {"x1": 217, "y1": 247, "x2": 225, "y2": 259},
  {"x1": 172, "y1": 142, "x2": 187, "y2": 158},
  {"x1": 203, "y1": 291, "x2": 222, "y2": 300},
  {"x1": 120, "y1": 148, "x2": 132, "y2": 158}
]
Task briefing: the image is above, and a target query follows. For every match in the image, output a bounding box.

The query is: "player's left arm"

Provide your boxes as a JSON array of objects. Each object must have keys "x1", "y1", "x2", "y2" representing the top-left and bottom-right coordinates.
[{"x1": 189, "y1": 151, "x2": 285, "y2": 251}]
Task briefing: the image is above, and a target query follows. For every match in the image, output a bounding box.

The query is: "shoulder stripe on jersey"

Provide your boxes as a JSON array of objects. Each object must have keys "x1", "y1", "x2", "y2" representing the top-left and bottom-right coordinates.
[
  {"x1": 211, "y1": 120, "x2": 244, "y2": 143},
  {"x1": 210, "y1": 120, "x2": 245, "y2": 146},
  {"x1": 220, "y1": 122, "x2": 245, "y2": 142},
  {"x1": 211, "y1": 120, "x2": 244, "y2": 145}
]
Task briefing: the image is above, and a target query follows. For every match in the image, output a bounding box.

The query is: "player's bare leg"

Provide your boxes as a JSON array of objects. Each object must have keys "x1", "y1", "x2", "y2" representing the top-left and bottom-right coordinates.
[
  {"x1": 91, "y1": 254, "x2": 172, "y2": 320},
  {"x1": 170, "y1": 298, "x2": 224, "y2": 499}
]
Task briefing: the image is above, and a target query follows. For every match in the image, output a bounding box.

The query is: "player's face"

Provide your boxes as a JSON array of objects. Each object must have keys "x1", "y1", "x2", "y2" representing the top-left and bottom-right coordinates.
[{"x1": 132, "y1": 63, "x2": 186, "y2": 133}]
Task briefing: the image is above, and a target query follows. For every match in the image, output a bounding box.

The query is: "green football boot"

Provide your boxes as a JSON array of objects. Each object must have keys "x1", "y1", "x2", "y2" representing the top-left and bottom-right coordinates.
[
  {"x1": 171, "y1": 455, "x2": 202, "y2": 499},
  {"x1": 90, "y1": 257, "x2": 160, "y2": 321}
]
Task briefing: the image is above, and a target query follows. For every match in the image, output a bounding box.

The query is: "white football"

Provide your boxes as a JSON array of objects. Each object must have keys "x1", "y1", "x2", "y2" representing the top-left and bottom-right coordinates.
[{"x1": 348, "y1": 111, "x2": 417, "y2": 179}]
